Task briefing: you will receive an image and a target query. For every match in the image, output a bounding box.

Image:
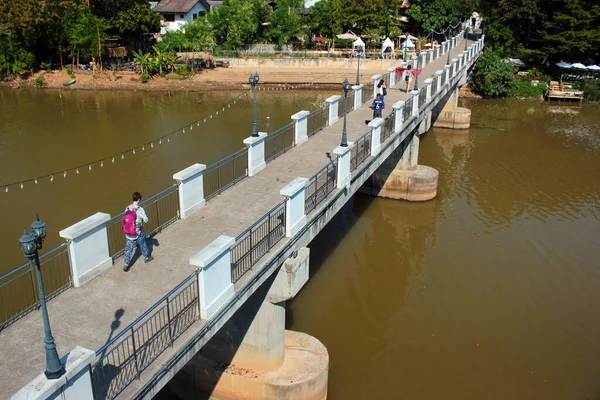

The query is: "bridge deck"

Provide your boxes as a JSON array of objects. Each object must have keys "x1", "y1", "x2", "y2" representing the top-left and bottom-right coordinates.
[{"x1": 0, "y1": 38, "x2": 470, "y2": 398}]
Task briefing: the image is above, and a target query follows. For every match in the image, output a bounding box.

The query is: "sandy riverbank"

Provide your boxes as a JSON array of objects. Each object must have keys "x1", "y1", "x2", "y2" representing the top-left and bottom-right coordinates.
[{"x1": 2, "y1": 64, "x2": 391, "y2": 92}]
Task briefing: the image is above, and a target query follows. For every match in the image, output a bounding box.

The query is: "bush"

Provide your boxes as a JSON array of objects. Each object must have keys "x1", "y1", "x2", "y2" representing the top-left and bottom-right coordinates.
[
  {"x1": 509, "y1": 79, "x2": 546, "y2": 98},
  {"x1": 66, "y1": 67, "x2": 75, "y2": 78},
  {"x1": 139, "y1": 72, "x2": 150, "y2": 83},
  {"x1": 470, "y1": 50, "x2": 516, "y2": 97},
  {"x1": 579, "y1": 79, "x2": 600, "y2": 102},
  {"x1": 175, "y1": 64, "x2": 191, "y2": 76},
  {"x1": 40, "y1": 62, "x2": 52, "y2": 71},
  {"x1": 32, "y1": 75, "x2": 46, "y2": 88}
]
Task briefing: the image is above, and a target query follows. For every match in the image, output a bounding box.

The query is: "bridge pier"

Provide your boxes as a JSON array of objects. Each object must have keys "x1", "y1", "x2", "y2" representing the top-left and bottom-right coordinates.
[
  {"x1": 432, "y1": 84, "x2": 471, "y2": 130},
  {"x1": 169, "y1": 248, "x2": 329, "y2": 400},
  {"x1": 360, "y1": 127, "x2": 439, "y2": 202}
]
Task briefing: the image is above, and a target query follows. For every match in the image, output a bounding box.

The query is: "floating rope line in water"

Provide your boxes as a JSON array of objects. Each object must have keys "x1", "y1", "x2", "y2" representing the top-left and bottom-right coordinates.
[{"x1": 1, "y1": 91, "x2": 248, "y2": 193}]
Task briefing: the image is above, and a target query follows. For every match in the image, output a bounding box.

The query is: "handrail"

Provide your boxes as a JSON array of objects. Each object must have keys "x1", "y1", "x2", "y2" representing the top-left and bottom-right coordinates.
[
  {"x1": 235, "y1": 201, "x2": 287, "y2": 241},
  {"x1": 0, "y1": 243, "x2": 66, "y2": 281}
]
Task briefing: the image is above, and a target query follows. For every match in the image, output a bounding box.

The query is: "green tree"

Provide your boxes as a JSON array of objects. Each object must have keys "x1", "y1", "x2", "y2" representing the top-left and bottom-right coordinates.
[
  {"x1": 208, "y1": 0, "x2": 262, "y2": 49},
  {"x1": 470, "y1": 49, "x2": 516, "y2": 97},
  {"x1": 265, "y1": 0, "x2": 305, "y2": 46},
  {"x1": 405, "y1": 0, "x2": 467, "y2": 33}
]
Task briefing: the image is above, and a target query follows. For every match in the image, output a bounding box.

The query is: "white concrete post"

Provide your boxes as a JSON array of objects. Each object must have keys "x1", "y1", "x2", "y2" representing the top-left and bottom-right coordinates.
[
  {"x1": 190, "y1": 235, "x2": 235, "y2": 319},
  {"x1": 451, "y1": 58, "x2": 458, "y2": 77},
  {"x1": 325, "y1": 95, "x2": 341, "y2": 126},
  {"x1": 411, "y1": 55, "x2": 418, "y2": 70},
  {"x1": 392, "y1": 101, "x2": 405, "y2": 132},
  {"x1": 428, "y1": 49, "x2": 433, "y2": 63},
  {"x1": 291, "y1": 110, "x2": 310, "y2": 146},
  {"x1": 352, "y1": 85, "x2": 363, "y2": 110},
  {"x1": 401, "y1": 61, "x2": 408, "y2": 69},
  {"x1": 371, "y1": 74, "x2": 381, "y2": 98},
  {"x1": 482, "y1": 34, "x2": 485, "y2": 46},
  {"x1": 458, "y1": 54, "x2": 463, "y2": 70},
  {"x1": 173, "y1": 163, "x2": 206, "y2": 219},
  {"x1": 333, "y1": 144, "x2": 353, "y2": 189},
  {"x1": 464, "y1": 50, "x2": 469, "y2": 65},
  {"x1": 388, "y1": 67, "x2": 396, "y2": 88},
  {"x1": 12, "y1": 347, "x2": 95, "y2": 400},
  {"x1": 444, "y1": 64, "x2": 450, "y2": 85},
  {"x1": 243, "y1": 132, "x2": 267, "y2": 176},
  {"x1": 368, "y1": 118, "x2": 383, "y2": 156},
  {"x1": 435, "y1": 70, "x2": 443, "y2": 94},
  {"x1": 420, "y1": 52, "x2": 427, "y2": 67},
  {"x1": 424, "y1": 78, "x2": 433, "y2": 102},
  {"x1": 59, "y1": 213, "x2": 112, "y2": 288},
  {"x1": 280, "y1": 177, "x2": 308, "y2": 238},
  {"x1": 409, "y1": 133, "x2": 420, "y2": 170},
  {"x1": 435, "y1": 45, "x2": 440, "y2": 59},
  {"x1": 411, "y1": 90, "x2": 419, "y2": 116},
  {"x1": 441, "y1": 41, "x2": 447, "y2": 55}
]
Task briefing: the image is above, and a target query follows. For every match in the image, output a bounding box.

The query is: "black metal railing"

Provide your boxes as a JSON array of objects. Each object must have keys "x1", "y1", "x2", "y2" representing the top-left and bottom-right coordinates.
[
  {"x1": 304, "y1": 161, "x2": 337, "y2": 215},
  {"x1": 418, "y1": 87, "x2": 427, "y2": 109},
  {"x1": 107, "y1": 185, "x2": 180, "y2": 259},
  {"x1": 441, "y1": 71, "x2": 447, "y2": 87},
  {"x1": 0, "y1": 244, "x2": 71, "y2": 331},
  {"x1": 350, "y1": 131, "x2": 372, "y2": 172},
  {"x1": 431, "y1": 78, "x2": 438, "y2": 96},
  {"x1": 230, "y1": 201, "x2": 286, "y2": 283},
  {"x1": 91, "y1": 272, "x2": 199, "y2": 400},
  {"x1": 265, "y1": 123, "x2": 294, "y2": 163},
  {"x1": 364, "y1": 82, "x2": 374, "y2": 101},
  {"x1": 380, "y1": 112, "x2": 395, "y2": 144},
  {"x1": 403, "y1": 96, "x2": 413, "y2": 124},
  {"x1": 203, "y1": 148, "x2": 249, "y2": 201},
  {"x1": 307, "y1": 105, "x2": 328, "y2": 137}
]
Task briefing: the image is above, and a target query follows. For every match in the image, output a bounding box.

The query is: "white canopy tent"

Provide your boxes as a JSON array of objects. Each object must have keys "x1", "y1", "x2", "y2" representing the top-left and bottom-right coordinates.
[
  {"x1": 571, "y1": 63, "x2": 587, "y2": 70},
  {"x1": 337, "y1": 31, "x2": 359, "y2": 41},
  {"x1": 352, "y1": 37, "x2": 366, "y2": 49},
  {"x1": 381, "y1": 37, "x2": 394, "y2": 55},
  {"x1": 401, "y1": 37, "x2": 415, "y2": 49}
]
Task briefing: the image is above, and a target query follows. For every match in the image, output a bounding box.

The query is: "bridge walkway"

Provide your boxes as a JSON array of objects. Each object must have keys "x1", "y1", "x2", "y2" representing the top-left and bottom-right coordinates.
[{"x1": 0, "y1": 37, "x2": 470, "y2": 397}]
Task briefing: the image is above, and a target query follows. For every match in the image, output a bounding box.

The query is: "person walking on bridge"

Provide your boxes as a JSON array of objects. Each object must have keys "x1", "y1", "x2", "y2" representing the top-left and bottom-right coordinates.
[
  {"x1": 403, "y1": 65, "x2": 412, "y2": 92},
  {"x1": 123, "y1": 191, "x2": 154, "y2": 272},
  {"x1": 371, "y1": 93, "x2": 385, "y2": 119}
]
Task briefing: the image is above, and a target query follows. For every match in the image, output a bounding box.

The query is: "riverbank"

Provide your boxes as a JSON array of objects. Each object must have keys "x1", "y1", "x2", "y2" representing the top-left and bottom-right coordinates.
[{"x1": 1, "y1": 64, "x2": 389, "y2": 92}]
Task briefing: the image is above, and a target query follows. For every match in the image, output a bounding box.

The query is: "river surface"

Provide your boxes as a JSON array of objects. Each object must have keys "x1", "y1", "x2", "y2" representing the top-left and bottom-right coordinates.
[{"x1": 3, "y1": 89, "x2": 600, "y2": 399}]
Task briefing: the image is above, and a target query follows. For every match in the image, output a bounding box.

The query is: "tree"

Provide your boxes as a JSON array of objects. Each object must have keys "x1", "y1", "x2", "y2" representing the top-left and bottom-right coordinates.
[
  {"x1": 405, "y1": 0, "x2": 468, "y2": 33},
  {"x1": 265, "y1": 0, "x2": 305, "y2": 46},
  {"x1": 208, "y1": 0, "x2": 262, "y2": 49},
  {"x1": 470, "y1": 49, "x2": 516, "y2": 97}
]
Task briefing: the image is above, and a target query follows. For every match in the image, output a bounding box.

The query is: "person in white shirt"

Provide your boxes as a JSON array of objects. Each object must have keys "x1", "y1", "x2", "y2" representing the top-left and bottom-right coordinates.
[
  {"x1": 123, "y1": 191, "x2": 154, "y2": 271},
  {"x1": 403, "y1": 65, "x2": 413, "y2": 92}
]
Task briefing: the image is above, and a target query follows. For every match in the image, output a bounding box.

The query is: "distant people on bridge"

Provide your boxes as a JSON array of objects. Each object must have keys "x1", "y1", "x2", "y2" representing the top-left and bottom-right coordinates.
[
  {"x1": 371, "y1": 93, "x2": 385, "y2": 119},
  {"x1": 403, "y1": 65, "x2": 412, "y2": 92},
  {"x1": 377, "y1": 79, "x2": 387, "y2": 99},
  {"x1": 122, "y1": 191, "x2": 154, "y2": 272}
]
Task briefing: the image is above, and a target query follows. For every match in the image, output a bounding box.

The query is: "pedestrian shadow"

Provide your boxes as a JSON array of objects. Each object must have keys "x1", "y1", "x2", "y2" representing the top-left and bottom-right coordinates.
[{"x1": 91, "y1": 308, "x2": 125, "y2": 400}]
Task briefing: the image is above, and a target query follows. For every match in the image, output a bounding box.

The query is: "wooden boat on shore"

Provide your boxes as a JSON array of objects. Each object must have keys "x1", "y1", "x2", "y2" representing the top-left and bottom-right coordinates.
[{"x1": 63, "y1": 78, "x2": 76, "y2": 87}]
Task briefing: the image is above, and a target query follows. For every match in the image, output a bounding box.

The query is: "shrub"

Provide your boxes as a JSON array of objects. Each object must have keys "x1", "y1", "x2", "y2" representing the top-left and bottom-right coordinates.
[
  {"x1": 140, "y1": 72, "x2": 150, "y2": 83},
  {"x1": 40, "y1": 62, "x2": 52, "y2": 71},
  {"x1": 175, "y1": 64, "x2": 191, "y2": 76},
  {"x1": 32, "y1": 75, "x2": 46, "y2": 88},
  {"x1": 470, "y1": 50, "x2": 516, "y2": 97},
  {"x1": 66, "y1": 67, "x2": 75, "y2": 78},
  {"x1": 509, "y1": 79, "x2": 546, "y2": 98},
  {"x1": 579, "y1": 79, "x2": 600, "y2": 102}
]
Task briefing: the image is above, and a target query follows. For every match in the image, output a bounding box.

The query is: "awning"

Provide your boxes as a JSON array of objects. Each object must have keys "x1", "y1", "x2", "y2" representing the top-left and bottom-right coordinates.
[
  {"x1": 571, "y1": 63, "x2": 587, "y2": 70},
  {"x1": 401, "y1": 38, "x2": 415, "y2": 49},
  {"x1": 352, "y1": 37, "x2": 365, "y2": 48},
  {"x1": 381, "y1": 37, "x2": 394, "y2": 54},
  {"x1": 587, "y1": 65, "x2": 600, "y2": 71},
  {"x1": 336, "y1": 31, "x2": 358, "y2": 40},
  {"x1": 556, "y1": 61, "x2": 571, "y2": 69}
]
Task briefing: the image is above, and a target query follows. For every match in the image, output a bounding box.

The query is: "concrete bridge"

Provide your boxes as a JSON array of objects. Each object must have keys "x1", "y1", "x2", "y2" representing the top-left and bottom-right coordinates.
[{"x1": 3, "y1": 30, "x2": 483, "y2": 400}]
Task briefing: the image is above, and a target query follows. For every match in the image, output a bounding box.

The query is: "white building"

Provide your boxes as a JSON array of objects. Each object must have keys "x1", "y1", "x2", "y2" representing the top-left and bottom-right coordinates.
[{"x1": 154, "y1": 0, "x2": 221, "y2": 34}]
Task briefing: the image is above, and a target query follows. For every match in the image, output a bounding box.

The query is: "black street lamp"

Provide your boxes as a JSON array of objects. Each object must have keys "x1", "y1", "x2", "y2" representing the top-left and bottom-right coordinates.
[
  {"x1": 19, "y1": 215, "x2": 66, "y2": 380},
  {"x1": 402, "y1": 32, "x2": 409, "y2": 62},
  {"x1": 355, "y1": 45, "x2": 363, "y2": 86},
  {"x1": 249, "y1": 72, "x2": 260, "y2": 137},
  {"x1": 414, "y1": 48, "x2": 421, "y2": 91},
  {"x1": 464, "y1": 25, "x2": 470, "y2": 51},
  {"x1": 340, "y1": 78, "x2": 351, "y2": 147}
]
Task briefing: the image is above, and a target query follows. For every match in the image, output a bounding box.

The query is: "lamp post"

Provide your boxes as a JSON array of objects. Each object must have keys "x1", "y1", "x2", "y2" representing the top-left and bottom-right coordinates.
[
  {"x1": 19, "y1": 215, "x2": 65, "y2": 380},
  {"x1": 414, "y1": 48, "x2": 421, "y2": 91},
  {"x1": 340, "y1": 78, "x2": 351, "y2": 147},
  {"x1": 464, "y1": 25, "x2": 470, "y2": 51},
  {"x1": 446, "y1": 26, "x2": 452, "y2": 65},
  {"x1": 355, "y1": 45, "x2": 363, "y2": 85},
  {"x1": 403, "y1": 32, "x2": 409, "y2": 61},
  {"x1": 249, "y1": 72, "x2": 260, "y2": 137}
]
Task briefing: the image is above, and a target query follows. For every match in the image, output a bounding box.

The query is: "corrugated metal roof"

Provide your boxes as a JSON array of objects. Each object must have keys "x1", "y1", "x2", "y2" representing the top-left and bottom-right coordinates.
[{"x1": 154, "y1": 0, "x2": 201, "y2": 13}]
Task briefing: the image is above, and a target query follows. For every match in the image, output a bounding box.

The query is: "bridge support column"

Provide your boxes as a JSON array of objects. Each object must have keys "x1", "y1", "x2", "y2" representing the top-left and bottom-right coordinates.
[
  {"x1": 291, "y1": 110, "x2": 310, "y2": 146},
  {"x1": 280, "y1": 177, "x2": 308, "y2": 237},
  {"x1": 392, "y1": 101, "x2": 405, "y2": 133},
  {"x1": 173, "y1": 163, "x2": 206, "y2": 219},
  {"x1": 352, "y1": 85, "x2": 363, "y2": 111},
  {"x1": 368, "y1": 118, "x2": 383, "y2": 156},
  {"x1": 12, "y1": 346, "x2": 95, "y2": 400},
  {"x1": 334, "y1": 143, "x2": 353, "y2": 189},
  {"x1": 388, "y1": 67, "x2": 396, "y2": 88},
  {"x1": 325, "y1": 95, "x2": 341, "y2": 126},
  {"x1": 359, "y1": 131, "x2": 439, "y2": 202},
  {"x1": 432, "y1": 86, "x2": 471, "y2": 130},
  {"x1": 173, "y1": 248, "x2": 329, "y2": 400},
  {"x1": 59, "y1": 212, "x2": 112, "y2": 287},
  {"x1": 243, "y1": 132, "x2": 267, "y2": 176},
  {"x1": 371, "y1": 74, "x2": 381, "y2": 98}
]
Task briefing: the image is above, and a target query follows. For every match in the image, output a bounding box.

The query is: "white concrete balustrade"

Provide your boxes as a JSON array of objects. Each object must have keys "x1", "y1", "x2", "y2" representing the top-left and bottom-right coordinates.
[
  {"x1": 444, "y1": 64, "x2": 451, "y2": 84},
  {"x1": 411, "y1": 90, "x2": 419, "y2": 116},
  {"x1": 334, "y1": 144, "x2": 353, "y2": 189},
  {"x1": 352, "y1": 85, "x2": 363, "y2": 110},
  {"x1": 435, "y1": 70, "x2": 443, "y2": 93},
  {"x1": 371, "y1": 74, "x2": 382, "y2": 98},
  {"x1": 424, "y1": 78, "x2": 433, "y2": 102},
  {"x1": 243, "y1": 132, "x2": 267, "y2": 176},
  {"x1": 280, "y1": 178, "x2": 308, "y2": 238},
  {"x1": 388, "y1": 67, "x2": 396, "y2": 88},
  {"x1": 190, "y1": 235, "x2": 235, "y2": 319},
  {"x1": 392, "y1": 101, "x2": 405, "y2": 132},
  {"x1": 368, "y1": 118, "x2": 383, "y2": 156},
  {"x1": 173, "y1": 163, "x2": 207, "y2": 219},
  {"x1": 325, "y1": 95, "x2": 341, "y2": 125},
  {"x1": 291, "y1": 110, "x2": 310, "y2": 146},
  {"x1": 59, "y1": 212, "x2": 112, "y2": 287}
]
